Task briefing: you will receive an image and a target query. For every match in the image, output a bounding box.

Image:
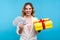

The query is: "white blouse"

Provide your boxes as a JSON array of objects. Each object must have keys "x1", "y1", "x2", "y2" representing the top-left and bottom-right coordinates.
[{"x1": 13, "y1": 16, "x2": 38, "y2": 40}]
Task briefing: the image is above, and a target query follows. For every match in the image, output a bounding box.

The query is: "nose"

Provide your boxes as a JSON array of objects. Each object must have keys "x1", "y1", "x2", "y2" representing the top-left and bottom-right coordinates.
[{"x1": 26, "y1": 9, "x2": 30, "y2": 12}]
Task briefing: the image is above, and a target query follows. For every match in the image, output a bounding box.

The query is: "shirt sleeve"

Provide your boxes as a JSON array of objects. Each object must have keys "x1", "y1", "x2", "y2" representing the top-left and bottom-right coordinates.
[
  {"x1": 33, "y1": 17, "x2": 39, "y2": 20},
  {"x1": 16, "y1": 26, "x2": 20, "y2": 35}
]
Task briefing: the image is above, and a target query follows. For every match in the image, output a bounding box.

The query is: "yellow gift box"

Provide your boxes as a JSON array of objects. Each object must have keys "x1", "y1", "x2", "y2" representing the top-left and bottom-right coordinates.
[{"x1": 33, "y1": 18, "x2": 53, "y2": 32}]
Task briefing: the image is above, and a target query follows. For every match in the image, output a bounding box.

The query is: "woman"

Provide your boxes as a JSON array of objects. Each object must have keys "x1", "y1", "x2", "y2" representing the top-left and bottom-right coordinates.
[{"x1": 13, "y1": 2, "x2": 40, "y2": 40}]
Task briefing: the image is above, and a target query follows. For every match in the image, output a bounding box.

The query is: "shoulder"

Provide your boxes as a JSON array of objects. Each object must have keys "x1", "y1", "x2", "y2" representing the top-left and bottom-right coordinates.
[{"x1": 32, "y1": 17, "x2": 38, "y2": 20}]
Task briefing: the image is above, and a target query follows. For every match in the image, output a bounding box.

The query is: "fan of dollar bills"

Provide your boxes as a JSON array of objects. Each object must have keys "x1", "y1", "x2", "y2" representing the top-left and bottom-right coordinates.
[{"x1": 13, "y1": 16, "x2": 27, "y2": 26}]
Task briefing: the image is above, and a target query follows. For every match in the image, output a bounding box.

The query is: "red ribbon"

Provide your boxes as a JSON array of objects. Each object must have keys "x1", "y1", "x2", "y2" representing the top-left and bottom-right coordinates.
[{"x1": 39, "y1": 19, "x2": 46, "y2": 29}]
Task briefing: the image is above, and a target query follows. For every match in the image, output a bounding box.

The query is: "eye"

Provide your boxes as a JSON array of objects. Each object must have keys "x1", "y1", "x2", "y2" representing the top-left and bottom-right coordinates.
[
  {"x1": 25, "y1": 8, "x2": 28, "y2": 10},
  {"x1": 29, "y1": 8, "x2": 32, "y2": 10}
]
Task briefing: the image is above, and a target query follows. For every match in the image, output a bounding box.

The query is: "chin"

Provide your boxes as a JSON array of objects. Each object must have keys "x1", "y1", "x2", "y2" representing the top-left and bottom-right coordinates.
[{"x1": 26, "y1": 14, "x2": 31, "y2": 16}]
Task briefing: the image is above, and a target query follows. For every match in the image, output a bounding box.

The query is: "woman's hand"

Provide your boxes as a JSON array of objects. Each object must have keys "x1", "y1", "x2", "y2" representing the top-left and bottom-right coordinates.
[
  {"x1": 18, "y1": 24, "x2": 24, "y2": 34},
  {"x1": 35, "y1": 30, "x2": 41, "y2": 34}
]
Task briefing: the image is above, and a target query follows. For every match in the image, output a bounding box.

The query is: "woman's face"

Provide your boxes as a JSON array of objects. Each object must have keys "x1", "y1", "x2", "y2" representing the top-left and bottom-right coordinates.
[{"x1": 24, "y1": 5, "x2": 32, "y2": 16}]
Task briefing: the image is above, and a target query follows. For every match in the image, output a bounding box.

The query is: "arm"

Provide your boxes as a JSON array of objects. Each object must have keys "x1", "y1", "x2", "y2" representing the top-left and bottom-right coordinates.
[
  {"x1": 16, "y1": 24, "x2": 24, "y2": 35},
  {"x1": 18, "y1": 24, "x2": 24, "y2": 34}
]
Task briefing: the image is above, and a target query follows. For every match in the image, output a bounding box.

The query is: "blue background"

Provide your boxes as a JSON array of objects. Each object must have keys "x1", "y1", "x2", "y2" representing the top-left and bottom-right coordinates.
[{"x1": 0, "y1": 0, "x2": 60, "y2": 40}]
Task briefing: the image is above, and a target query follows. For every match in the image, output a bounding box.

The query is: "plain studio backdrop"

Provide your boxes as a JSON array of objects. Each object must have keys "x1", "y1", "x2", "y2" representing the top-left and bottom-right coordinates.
[{"x1": 0, "y1": 0, "x2": 60, "y2": 40}]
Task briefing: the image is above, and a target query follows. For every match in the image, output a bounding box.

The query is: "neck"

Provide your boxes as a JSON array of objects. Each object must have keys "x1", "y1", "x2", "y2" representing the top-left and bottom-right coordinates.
[{"x1": 25, "y1": 15, "x2": 32, "y2": 18}]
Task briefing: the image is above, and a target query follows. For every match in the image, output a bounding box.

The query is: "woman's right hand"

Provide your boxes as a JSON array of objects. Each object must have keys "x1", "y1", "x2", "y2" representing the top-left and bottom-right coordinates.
[{"x1": 18, "y1": 24, "x2": 24, "y2": 34}]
